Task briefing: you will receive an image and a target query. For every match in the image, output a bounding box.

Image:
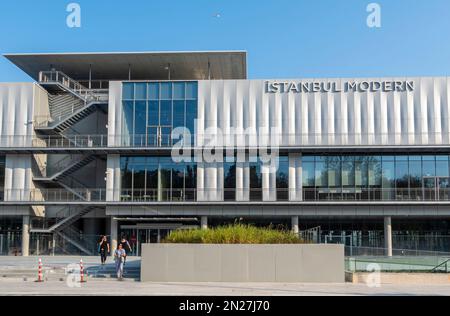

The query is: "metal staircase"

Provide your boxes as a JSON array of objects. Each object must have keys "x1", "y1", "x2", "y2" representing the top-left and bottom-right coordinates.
[
  {"x1": 33, "y1": 155, "x2": 96, "y2": 201},
  {"x1": 36, "y1": 70, "x2": 108, "y2": 134},
  {"x1": 48, "y1": 93, "x2": 85, "y2": 120},
  {"x1": 31, "y1": 206, "x2": 97, "y2": 255},
  {"x1": 31, "y1": 206, "x2": 96, "y2": 234},
  {"x1": 34, "y1": 155, "x2": 96, "y2": 183}
]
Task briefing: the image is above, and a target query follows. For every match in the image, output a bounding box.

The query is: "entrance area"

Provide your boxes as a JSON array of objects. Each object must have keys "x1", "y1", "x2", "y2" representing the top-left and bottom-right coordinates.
[{"x1": 120, "y1": 223, "x2": 185, "y2": 256}]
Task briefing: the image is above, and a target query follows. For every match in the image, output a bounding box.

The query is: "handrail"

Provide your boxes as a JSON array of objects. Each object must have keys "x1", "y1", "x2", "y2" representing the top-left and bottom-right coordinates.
[
  {"x1": 6, "y1": 133, "x2": 450, "y2": 148},
  {"x1": 39, "y1": 70, "x2": 102, "y2": 102},
  {"x1": 5, "y1": 188, "x2": 450, "y2": 203},
  {"x1": 431, "y1": 258, "x2": 450, "y2": 272},
  {"x1": 39, "y1": 155, "x2": 76, "y2": 177}
]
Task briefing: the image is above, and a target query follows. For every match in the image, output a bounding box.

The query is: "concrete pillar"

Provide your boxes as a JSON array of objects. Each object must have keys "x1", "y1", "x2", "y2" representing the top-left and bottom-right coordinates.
[
  {"x1": 110, "y1": 217, "x2": 118, "y2": 254},
  {"x1": 201, "y1": 216, "x2": 208, "y2": 230},
  {"x1": 21, "y1": 215, "x2": 30, "y2": 257},
  {"x1": 291, "y1": 216, "x2": 299, "y2": 234},
  {"x1": 52, "y1": 235, "x2": 56, "y2": 256},
  {"x1": 384, "y1": 216, "x2": 393, "y2": 257}
]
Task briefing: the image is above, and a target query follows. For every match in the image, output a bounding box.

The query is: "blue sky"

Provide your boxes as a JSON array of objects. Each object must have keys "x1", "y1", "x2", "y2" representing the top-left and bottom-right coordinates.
[{"x1": 0, "y1": 0, "x2": 450, "y2": 81}]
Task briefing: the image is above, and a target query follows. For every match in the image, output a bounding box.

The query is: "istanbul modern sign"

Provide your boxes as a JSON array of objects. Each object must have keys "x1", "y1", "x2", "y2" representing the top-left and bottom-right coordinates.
[{"x1": 265, "y1": 80, "x2": 415, "y2": 93}]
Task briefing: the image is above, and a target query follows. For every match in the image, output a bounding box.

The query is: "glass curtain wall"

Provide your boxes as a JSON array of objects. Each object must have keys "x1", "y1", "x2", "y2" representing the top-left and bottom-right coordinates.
[
  {"x1": 120, "y1": 156, "x2": 197, "y2": 201},
  {"x1": 0, "y1": 156, "x2": 4, "y2": 201},
  {"x1": 122, "y1": 82, "x2": 198, "y2": 146},
  {"x1": 302, "y1": 155, "x2": 450, "y2": 201},
  {"x1": 276, "y1": 156, "x2": 289, "y2": 201},
  {"x1": 224, "y1": 160, "x2": 236, "y2": 201}
]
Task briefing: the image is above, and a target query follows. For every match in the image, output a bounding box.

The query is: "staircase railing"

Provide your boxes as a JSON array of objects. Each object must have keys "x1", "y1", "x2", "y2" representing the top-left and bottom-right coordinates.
[
  {"x1": 431, "y1": 258, "x2": 450, "y2": 273},
  {"x1": 38, "y1": 155, "x2": 75, "y2": 178},
  {"x1": 39, "y1": 70, "x2": 100, "y2": 103},
  {"x1": 48, "y1": 94, "x2": 85, "y2": 122}
]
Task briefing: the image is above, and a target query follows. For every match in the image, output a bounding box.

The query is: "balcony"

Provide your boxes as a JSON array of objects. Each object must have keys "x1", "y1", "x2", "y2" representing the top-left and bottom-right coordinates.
[
  {"x1": 1, "y1": 188, "x2": 450, "y2": 204},
  {"x1": 4, "y1": 132, "x2": 450, "y2": 150}
]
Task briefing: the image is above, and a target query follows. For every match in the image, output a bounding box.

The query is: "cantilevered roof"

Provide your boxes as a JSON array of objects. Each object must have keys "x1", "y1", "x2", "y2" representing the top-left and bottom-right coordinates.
[{"x1": 4, "y1": 51, "x2": 247, "y2": 81}]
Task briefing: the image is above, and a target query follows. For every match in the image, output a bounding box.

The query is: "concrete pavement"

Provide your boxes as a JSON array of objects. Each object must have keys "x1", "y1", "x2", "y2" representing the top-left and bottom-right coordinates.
[{"x1": 0, "y1": 278, "x2": 450, "y2": 296}]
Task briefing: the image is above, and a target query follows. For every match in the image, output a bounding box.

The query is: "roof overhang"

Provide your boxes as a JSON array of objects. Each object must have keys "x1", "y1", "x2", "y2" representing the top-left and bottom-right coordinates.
[{"x1": 4, "y1": 51, "x2": 247, "y2": 81}]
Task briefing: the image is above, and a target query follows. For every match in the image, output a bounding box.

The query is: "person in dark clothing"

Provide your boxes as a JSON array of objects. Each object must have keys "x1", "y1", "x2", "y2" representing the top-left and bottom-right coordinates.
[
  {"x1": 98, "y1": 235, "x2": 110, "y2": 265},
  {"x1": 119, "y1": 237, "x2": 132, "y2": 266}
]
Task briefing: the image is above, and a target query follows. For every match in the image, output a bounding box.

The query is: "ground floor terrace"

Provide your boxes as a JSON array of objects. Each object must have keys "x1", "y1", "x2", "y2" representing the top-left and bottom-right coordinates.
[{"x1": 1, "y1": 213, "x2": 449, "y2": 257}]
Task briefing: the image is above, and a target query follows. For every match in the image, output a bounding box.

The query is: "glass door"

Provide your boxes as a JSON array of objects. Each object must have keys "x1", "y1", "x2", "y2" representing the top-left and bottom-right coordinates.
[{"x1": 135, "y1": 229, "x2": 173, "y2": 256}]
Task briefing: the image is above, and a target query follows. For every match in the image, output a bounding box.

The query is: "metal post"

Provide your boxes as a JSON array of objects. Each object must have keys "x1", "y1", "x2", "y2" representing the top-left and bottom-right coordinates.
[
  {"x1": 128, "y1": 64, "x2": 131, "y2": 80},
  {"x1": 0, "y1": 234, "x2": 3, "y2": 255},
  {"x1": 208, "y1": 60, "x2": 211, "y2": 80},
  {"x1": 350, "y1": 233, "x2": 353, "y2": 257},
  {"x1": 89, "y1": 64, "x2": 92, "y2": 90}
]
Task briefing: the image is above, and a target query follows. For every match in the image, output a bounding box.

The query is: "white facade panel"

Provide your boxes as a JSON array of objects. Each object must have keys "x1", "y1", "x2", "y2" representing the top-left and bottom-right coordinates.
[{"x1": 197, "y1": 78, "x2": 450, "y2": 147}]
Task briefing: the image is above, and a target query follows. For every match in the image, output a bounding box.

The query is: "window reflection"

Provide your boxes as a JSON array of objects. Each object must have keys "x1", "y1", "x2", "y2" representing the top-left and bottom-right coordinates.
[
  {"x1": 121, "y1": 82, "x2": 198, "y2": 147},
  {"x1": 302, "y1": 155, "x2": 450, "y2": 201},
  {"x1": 120, "y1": 156, "x2": 197, "y2": 202}
]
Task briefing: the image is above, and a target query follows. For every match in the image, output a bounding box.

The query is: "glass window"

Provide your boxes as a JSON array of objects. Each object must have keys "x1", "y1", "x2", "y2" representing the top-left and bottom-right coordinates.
[
  {"x1": 396, "y1": 158, "x2": 409, "y2": 200},
  {"x1": 148, "y1": 101, "x2": 159, "y2": 126},
  {"x1": 354, "y1": 157, "x2": 368, "y2": 188},
  {"x1": 341, "y1": 156, "x2": 355, "y2": 187},
  {"x1": 186, "y1": 100, "x2": 197, "y2": 136},
  {"x1": 122, "y1": 101, "x2": 134, "y2": 141},
  {"x1": 249, "y1": 162, "x2": 262, "y2": 201},
  {"x1": 172, "y1": 163, "x2": 185, "y2": 201},
  {"x1": 134, "y1": 101, "x2": 146, "y2": 145},
  {"x1": 0, "y1": 156, "x2": 4, "y2": 201},
  {"x1": 185, "y1": 163, "x2": 197, "y2": 201},
  {"x1": 160, "y1": 83, "x2": 172, "y2": 99},
  {"x1": 382, "y1": 160, "x2": 395, "y2": 200},
  {"x1": 423, "y1": 156, "x2": 436, "y2": 177},
  {"x1": 173, "y1": 100, "x2": 185, "y2": 128},
  {"x1": 173, "y1": 82, "x2": 185, "y2": 99},
  {"x1": 327, "y1": 156, "x2": 341, "y2": 188},
  {"x1": 276, "y1": 156, "x2": 289, "y2": 201},
  {"x1": 436, "y1": 156, "x2": 449, "y2": 178},
  {"x1": 122, "y1": 81, "x2": 197, "y2": 147},
  {"x1": 123, "y1": 83, "x2": 134, "y2": 100},
  {"x1": 315, "y1": 157, "x2": 328, "y2": 188},
  {"x1": 148, "y1": 83, "x2": 159, "y2": 100},
  {"x1": 120, "y1": 157, "x2": 133, "y2": 190},
  {"x1": 135, "y1": 83, "x2": 147, "y2": 100},
  {"x1": 224, "y1": 161, "x2": 236, "y2": 201},
  {"x1": 160, "y1": 100, "x2": 172, "y2": 126},
  {"x1": 186, "y1": 82, "x2": 198, "y2": 99}
]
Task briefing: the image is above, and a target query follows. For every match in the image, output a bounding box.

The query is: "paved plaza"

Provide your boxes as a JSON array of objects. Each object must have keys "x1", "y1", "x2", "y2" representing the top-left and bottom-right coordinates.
[
  {"x1": 0, "y1": 278, "x2": 450, "y2": 296},
  {"x1": 0, "y1": 256, "x2": 449, "y2": 296}
]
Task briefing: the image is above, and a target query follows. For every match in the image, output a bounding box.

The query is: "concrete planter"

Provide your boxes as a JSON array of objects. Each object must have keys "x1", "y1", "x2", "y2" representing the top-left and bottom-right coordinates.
[{"x1": 141, "y1": 244, "x2": 345, "y2": 283}]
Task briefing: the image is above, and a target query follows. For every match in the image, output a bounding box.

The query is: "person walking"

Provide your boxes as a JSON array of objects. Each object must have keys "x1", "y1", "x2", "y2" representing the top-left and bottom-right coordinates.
[
  {"x1": 98, "y1": 235, "x2": 110, "y2": 265},
  {"x1": 119, "y1": 236, "x2": 132, "y2": 265},
  {"x1": 114, "y1": 243, "x2": 126, "y2": 280}
]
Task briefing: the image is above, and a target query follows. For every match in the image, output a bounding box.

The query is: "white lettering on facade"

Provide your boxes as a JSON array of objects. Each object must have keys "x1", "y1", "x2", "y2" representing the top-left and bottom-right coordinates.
[{"x1": 265, "y1": 80, "x2": 415, "y2": 93}]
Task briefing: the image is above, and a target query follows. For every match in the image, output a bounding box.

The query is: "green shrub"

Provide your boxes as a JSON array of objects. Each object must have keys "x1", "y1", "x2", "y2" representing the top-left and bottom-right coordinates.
[{"x1": 163, "y1": 224, "x2": 305, "y2": 244}]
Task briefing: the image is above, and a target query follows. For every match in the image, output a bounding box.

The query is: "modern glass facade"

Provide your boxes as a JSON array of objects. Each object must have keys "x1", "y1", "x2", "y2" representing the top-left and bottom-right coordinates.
[
  {"x1": 122, "y1": 81, "x2": 198, "y2": 146},
  {"x1": 120, "y1": 156, "x2": 197, "y2": 201},
  {"x1": 303, "y1": 154, "x2": 450, "y2": 201},
  {"x1": 0, "y1": 156, "x2": 4, "y2": 201}
]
